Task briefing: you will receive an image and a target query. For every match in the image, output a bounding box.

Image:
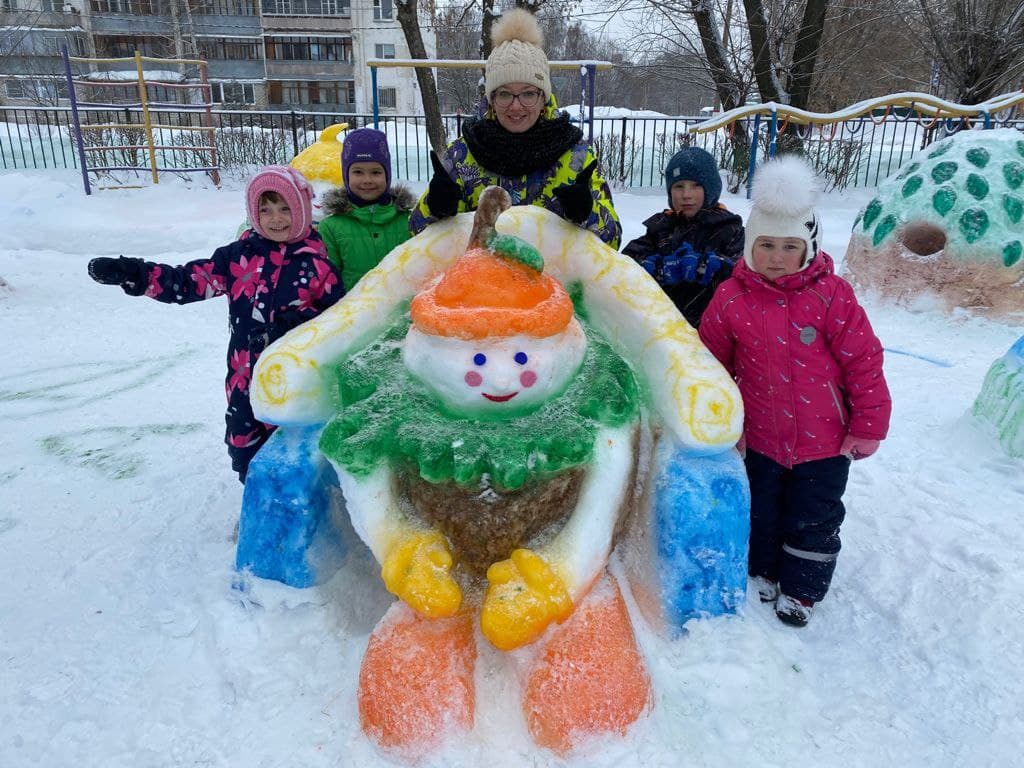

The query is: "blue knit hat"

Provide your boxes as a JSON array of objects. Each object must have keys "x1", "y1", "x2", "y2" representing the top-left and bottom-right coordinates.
[
  {"x1": 341, "y1": 128, "x2": 391, "y2": 189},
  {"x1": 664, "y1": 147, "x2": 721, "y2": 209}
]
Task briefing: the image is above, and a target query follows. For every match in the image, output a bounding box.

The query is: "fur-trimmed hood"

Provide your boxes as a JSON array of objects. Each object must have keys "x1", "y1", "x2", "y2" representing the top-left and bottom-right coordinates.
[{"x1": 321, "y1": 184, "x2": 416, "y2": 217}]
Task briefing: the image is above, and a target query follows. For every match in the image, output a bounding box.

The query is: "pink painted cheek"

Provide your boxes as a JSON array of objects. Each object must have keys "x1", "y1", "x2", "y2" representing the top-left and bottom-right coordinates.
[
  {"x1": 520, "y1": 370, "x2": 538, "y2": 388},
  {"x1": 464, "y1": 371, "x2": 483, "y2": 387}
]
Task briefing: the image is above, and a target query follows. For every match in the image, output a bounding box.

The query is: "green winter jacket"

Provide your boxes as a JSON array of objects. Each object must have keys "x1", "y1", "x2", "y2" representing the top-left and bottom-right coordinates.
[
  {"x1": 317, "y1": 184, "x2": 415, "y2": 291},
  {"x1": 409, "y1": 99, "x2": 622, "y2": 248}
]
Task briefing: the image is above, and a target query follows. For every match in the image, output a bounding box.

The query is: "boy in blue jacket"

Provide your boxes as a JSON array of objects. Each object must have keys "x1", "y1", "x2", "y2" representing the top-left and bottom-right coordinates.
[{"x1": 623, "y1": 147, "x2": 744, "y2": 327}]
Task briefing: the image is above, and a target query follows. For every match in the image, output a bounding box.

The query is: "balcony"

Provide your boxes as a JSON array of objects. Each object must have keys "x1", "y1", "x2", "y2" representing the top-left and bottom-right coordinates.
[{"x1": 264, "y1": 60, "x2": 352, "y2": 80}]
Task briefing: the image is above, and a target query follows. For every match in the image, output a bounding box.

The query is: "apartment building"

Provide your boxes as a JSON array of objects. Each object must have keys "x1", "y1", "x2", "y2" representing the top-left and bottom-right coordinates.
[{"x1": 0, "y1": 0, "x2": 433, "y2": 113}]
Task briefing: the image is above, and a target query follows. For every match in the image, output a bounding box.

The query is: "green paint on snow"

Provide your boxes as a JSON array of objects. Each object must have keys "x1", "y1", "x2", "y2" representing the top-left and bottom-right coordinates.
[
  {"x1": 862, "y1": 199, "x2": 882, "y2": 230},
  {"x1": 1003, "y1": 241, "x2": 1022, "y2": 267},
  {"x1": 932, "y1": 187, "x2": 957, "y2": 217},
  {"x1": 966, "y1": 147, "x2": 990, "y2": 168},
  {"x1": 873, "y1": 215, "x2": 897, "y2": 247},
  {"x1": 931, "y1": 161, "x2": 958, "y2": 184},
  {"x1": 901, "y1": 176, "x2": 923, "y2": 198},
  {"x1": 1003, "y1": 161, "x2": 1024, "y2": 190},
  {"x1": 959, "y1": 208, "x2": 990, "y2": 243},
  {"x1": 966, "y1": 173, "x2": 990, "y2": 200},
  {"x1": 1004, "y1": 195, "x2": 1023, "y2": 225}
]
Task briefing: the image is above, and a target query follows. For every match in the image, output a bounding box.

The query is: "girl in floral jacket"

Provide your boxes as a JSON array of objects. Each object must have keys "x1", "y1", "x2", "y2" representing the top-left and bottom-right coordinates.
[
  {"x1": 87, "y1": 166, "x2": 343, "y2": 482},
  {"x1": 699, "y1": 157, "x2": 891, "y2": 628}
]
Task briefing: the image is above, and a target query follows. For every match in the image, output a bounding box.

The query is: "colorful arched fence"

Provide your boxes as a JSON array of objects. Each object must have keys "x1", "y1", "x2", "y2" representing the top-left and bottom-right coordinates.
[{"x1": 690, "y1": 91, "x2": 1024, "y2": 196}]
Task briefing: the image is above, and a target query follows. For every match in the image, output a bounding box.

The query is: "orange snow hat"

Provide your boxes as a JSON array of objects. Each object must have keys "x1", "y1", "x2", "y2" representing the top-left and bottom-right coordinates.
[{"x1": 410, "y1": 245, "x2": 573, "y2": 340}]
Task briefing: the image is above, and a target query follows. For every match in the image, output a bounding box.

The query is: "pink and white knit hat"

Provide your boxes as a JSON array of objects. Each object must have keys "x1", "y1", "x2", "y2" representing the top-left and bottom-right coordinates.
[{"x1": 245, "y1": 165, "x2": 314, "y2": 243}]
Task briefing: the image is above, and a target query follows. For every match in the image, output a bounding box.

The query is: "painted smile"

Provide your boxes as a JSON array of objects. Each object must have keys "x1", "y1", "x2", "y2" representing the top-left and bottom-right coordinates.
[{"x1": 482, "y1": 392, "x2": 518, "y2": 402}]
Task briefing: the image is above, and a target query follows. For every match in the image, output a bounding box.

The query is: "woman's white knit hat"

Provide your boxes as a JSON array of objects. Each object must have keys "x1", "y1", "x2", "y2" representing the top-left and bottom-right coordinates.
[
  {"x1": 484, "y1": 9, "x2": 551, "y2": 101},
  {"x1": 744, "y1": 155, "x2": 822, "y2": 271}
]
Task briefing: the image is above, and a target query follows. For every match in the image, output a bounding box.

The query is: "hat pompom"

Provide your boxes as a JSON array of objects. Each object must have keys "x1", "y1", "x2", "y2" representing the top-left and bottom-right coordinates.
[
  {"x1": 492, "y1": 7, "x2": 544, "y2": 48},
  {"x1": 485, "y1": 9, "x2": 551, "y2": 99},
  {"x1": 750, "y1": 155, "x2": 819, "y2": 217},
  {"x1": 743, "y1": 156, "x2": 823, "y2": 271}
]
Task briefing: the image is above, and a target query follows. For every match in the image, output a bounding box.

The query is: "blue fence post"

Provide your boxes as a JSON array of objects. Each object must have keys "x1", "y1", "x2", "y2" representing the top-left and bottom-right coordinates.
[
  {"x1": 586, "y1": 63, "x2": 597, "y2": 144},
  {"x1": 983, "y1": 110, "x2": 992, "y2": 129},
  {"x1": 768, "y1": 107, "x2": 778, "y2": 158},
  {"x1": 746, "y1": 113, "x2": 761, "y2": 200},
  {"x1": 371, "y1": 65, "x2": 379, "y2": 129},
  {"x1": 62, "y1": 45, "x2": 91, "y2": 195}
]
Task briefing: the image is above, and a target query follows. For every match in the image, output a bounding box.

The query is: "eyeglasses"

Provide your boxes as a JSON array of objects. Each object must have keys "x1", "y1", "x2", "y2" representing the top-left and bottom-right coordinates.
[{"x1": 492, "y1": 89, "x2": 544, "y2": 108}]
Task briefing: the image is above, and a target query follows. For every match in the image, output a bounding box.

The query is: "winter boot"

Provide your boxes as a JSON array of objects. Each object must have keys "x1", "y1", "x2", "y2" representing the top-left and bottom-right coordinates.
[
  {"x1": 751, "y1": 576, "x2": 780, "y2": 603},
  {"x1": 775, "y1": 594, "x2": 814, "y2": 627}
]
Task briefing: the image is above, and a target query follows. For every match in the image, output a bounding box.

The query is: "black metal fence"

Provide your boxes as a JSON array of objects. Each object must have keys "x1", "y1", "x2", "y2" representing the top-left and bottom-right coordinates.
[{"x1": 3, "y1": 105, "x2": 1023, "y2": 190}]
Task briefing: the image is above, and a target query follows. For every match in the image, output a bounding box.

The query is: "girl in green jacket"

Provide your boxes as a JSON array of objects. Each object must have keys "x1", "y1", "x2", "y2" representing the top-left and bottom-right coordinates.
[{"x1": 318, "y1": 128, "x2": 415, "y2": 291}]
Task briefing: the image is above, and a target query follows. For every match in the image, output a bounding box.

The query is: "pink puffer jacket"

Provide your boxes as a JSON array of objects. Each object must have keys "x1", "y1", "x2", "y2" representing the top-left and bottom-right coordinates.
[{"x1": 698, "y1": 251, "x2": 891, "y2": 468}]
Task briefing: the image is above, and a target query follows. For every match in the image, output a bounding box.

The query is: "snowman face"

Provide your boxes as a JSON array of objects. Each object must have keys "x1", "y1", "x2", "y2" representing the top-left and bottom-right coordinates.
[{"x1": 403, "y1": 319, "x2": 587, "y2": 416}]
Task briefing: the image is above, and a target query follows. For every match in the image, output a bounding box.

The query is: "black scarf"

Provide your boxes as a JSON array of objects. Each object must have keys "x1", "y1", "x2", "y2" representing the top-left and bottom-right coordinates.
[{"x1": 462, "y1": 112, "x2": 584, "y2": 177}]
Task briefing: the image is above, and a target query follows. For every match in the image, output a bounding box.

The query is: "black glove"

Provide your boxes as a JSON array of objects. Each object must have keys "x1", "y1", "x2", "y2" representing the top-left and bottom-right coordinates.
[
  {"x1": 87, "y1": 256, "x2": 149, "y2": 296},
  {"x1": 552, "y1": 160, "x2": 598, "y2": 224},
  {"x1": 426, "y1": 150, "x2": 460, "y2": 219}
]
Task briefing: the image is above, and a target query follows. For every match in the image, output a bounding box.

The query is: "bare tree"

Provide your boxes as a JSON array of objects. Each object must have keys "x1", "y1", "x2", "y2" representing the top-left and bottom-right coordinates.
[
  {"x1": 913, "y1": 0, "x2": 1024, "y2": 103},
  {"x1": 395, "y1": 0, "x2": 447, "y2": 152}
]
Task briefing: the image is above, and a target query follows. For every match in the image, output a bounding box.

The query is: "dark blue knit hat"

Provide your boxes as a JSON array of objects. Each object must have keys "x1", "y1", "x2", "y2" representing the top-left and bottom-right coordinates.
[
  {"x1": 341, "y1": 128, "x2": 391, "y2": 189},
  {"x1": 664, "y1": 147, "x2": 721, "y2": 209}
]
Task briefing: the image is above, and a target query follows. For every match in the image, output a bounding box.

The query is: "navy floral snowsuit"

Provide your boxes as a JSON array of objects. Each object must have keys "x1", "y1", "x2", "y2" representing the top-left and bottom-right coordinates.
[{"x1": 135, "y1": 229, "x2": 342, "y2": 480}]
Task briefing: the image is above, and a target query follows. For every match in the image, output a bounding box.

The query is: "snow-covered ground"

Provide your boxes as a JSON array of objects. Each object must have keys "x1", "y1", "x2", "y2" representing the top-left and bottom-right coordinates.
[{"x1": 1, "y1": 169, "x2": 1021, "y2": 768}]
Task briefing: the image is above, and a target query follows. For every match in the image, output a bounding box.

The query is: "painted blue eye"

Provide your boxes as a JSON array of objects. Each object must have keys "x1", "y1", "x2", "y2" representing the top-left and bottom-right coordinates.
[
  {"x1": 473, "y1": 353, "x2": 487, "y2": 366},
  {"x1": 514, "y1": 352, "x2": 528, "y2": 365}
]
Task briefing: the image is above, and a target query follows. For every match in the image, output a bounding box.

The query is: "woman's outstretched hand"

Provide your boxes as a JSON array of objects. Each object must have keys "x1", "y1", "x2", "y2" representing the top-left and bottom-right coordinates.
[
  {"x1": 426, "y1": 150, "x2": 461, "y2": 219},
  {"x1": 552, "y1": 160, "x2": 597, "y2": 224}
]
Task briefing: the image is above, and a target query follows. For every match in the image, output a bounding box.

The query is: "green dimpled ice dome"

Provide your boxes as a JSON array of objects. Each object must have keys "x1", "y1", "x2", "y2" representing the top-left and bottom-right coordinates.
[{"x1": 854, "y1": 128, "x2": 1024, "y2": 266}]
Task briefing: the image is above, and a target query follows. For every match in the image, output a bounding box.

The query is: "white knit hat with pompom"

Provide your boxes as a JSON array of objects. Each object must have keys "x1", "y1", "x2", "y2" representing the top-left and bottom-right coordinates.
[
  {"x1": 744, "y1": 155, "x2": 822, "y2": 271},
  {"x1": 485, "y1": 9, "x2": 551, "y2": 101}
]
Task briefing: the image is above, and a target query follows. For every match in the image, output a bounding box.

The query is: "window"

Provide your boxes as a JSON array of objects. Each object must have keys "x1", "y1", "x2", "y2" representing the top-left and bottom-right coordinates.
[
  {"x1": 374, "y1": 43, "x2": 395, "y2": 60},
  {"x1": 265, "y1": 36, "x2": 351, "y2": 62},
  {"x1": 373, "y1": 0, "x2": 392, "y2": 20},
  {"x1": 94, "y1": 35, "x2": 172, "y2": 58},
  {"x1": 5, "y1": 79, "x2": 24, "y2": 99},
  {"x1": 1, "y1": 0, "x2": 19, "y2": 10},
  {"x1": 378, "y1": 86, "x2": 396, "y2": 109},
  {"x1": 261, "y1": 0, "x2": 349, "y2": 15},
  {"x1": 192, "y1": 0, "x2": 256, "y2": 14},
  {"x1": 211, "y1": 81, "x2": 256, "y2": 104},
  {"x1": 267, "y1": 80, "x2": 353, "y2": 106},
  {"x1": 197, "y1": 37, "x2": 262, "y2": 61}
]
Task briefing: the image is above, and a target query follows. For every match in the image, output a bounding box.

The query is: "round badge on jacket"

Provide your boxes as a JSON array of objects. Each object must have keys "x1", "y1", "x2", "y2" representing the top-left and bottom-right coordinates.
[{"x1": 799, "y1": 326, "x2": 817, "y2": 345}]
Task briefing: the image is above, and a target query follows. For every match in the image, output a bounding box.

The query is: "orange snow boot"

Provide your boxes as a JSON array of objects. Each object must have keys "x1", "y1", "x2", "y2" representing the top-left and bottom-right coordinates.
[
  {"x1": 522, "y1": 576, "x2": 652, "y2": 754},
  {"x1": 358, "y1": 601, "x2": 476, "y2": 759}
]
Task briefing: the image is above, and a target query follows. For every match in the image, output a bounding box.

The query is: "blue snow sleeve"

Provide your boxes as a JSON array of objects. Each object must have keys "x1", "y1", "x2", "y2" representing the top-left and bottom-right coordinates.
[
  {"x1": 653, "y1": 444, "x2": 750, "y2": 627},
  {"x1": 236, "y1": 425, "x2": 346, "y2": 588}
]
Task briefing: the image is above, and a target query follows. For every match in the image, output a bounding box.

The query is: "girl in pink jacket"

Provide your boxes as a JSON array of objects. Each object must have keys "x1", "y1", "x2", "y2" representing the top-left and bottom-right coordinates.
[{"x1": 699, "y1": 157, "x2": 891, "y2": 627}]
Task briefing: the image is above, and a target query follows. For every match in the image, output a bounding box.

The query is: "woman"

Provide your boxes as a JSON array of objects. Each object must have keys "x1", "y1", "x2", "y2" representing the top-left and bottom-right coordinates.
[{"x1": 409, "y1": 8, "x2": 622, "y2": 248}]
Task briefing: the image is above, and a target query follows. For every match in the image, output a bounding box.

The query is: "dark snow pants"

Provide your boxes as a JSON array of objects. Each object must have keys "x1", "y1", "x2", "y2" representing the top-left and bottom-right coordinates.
[
  {"x1": 744, "y1": 450, "x2": 851, "y2": 603},
  {"x1": 225, "y1": 388, "x2": 276, "y2": 484}
]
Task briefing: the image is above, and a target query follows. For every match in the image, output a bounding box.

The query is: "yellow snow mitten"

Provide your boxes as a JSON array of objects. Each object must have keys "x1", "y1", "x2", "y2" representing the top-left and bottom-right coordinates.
[
  {"x1": 381, "y1": 531, "x2": 462, "y2": 619},
  {"x1": 481, "y1": 548, "x2": 573, "y2": 651}
]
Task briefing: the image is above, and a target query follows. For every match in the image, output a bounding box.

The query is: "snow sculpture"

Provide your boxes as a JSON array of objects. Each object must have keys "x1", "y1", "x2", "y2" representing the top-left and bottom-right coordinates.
[
  {"x1": 238, "y1": 187, "x2": 748, "y2": 757},
  {"x1": 845, "y1": 128, "x2": 1024, "y2": 319},
  {"x1": 288, "y1": 122, "x2": 348, "y2": 221},
  {"x1": 973, "y1": 335, "x2": 1024, "y2": 458}
]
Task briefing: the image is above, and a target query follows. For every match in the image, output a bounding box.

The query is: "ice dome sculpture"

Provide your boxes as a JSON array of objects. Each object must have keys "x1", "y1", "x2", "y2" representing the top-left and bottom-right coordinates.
[
  {"x1": 845, "y1": 128, "x2": 1024, "y2": 320},
  {"x1": 973, "y1": 335, "x2": 1024, "y2": 458}
]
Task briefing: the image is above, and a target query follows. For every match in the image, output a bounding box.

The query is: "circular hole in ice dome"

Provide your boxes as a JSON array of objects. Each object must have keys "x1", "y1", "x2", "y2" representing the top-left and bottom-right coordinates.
[{"x1": 899, "y1": 222, "x2": 947, "y2": 256}]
